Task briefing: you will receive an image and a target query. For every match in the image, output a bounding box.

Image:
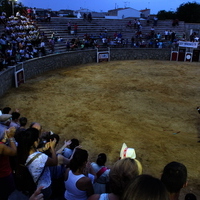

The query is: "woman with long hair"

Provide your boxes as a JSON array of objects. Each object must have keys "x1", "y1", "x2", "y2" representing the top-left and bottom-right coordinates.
[
  {"x1": 122, "y1": 174, "x2": 169, "y2": 200},
  {"x1": 88, "y1": 157, "x2": 142, "y2": 200},
  {"x1": 16, "y1": 127, "x2": 57, "y2": 199}
]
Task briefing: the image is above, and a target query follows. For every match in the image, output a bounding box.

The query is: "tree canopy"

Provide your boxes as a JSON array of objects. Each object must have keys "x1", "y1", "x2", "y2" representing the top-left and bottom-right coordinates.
[
  {"x1": 176, "y1": 2, "x2": 200, "y2": 23},
  {"x1": 157, "y1": 1, "x2": 200, "y2": 23}
]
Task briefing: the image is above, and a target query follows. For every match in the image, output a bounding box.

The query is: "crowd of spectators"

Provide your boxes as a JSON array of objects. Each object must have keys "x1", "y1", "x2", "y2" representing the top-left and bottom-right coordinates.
[
  {"x1": 0, "y1": 11, "x2": 199, "y2": 72},
  {"x1": 0, "y1": 106, "x2": 198, "y2": 200},
  {"x1": 0, "y1": 11, "x2": 52, "y2": 71},
  {"x1": 64, "y1": 17, "x2": 190, "y2": 53}
]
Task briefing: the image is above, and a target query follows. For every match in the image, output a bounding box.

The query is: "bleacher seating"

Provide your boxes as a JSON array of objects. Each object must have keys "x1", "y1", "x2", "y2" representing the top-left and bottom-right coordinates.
[{"x1": 36, "y1": 17, "x2": 186, "y2": 53}]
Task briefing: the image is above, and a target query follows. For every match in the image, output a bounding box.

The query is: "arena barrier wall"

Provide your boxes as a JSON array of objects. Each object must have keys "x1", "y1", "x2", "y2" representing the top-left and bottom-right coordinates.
[{"x1": 0, "y1": 48, "x2": 171, "y2": 97}]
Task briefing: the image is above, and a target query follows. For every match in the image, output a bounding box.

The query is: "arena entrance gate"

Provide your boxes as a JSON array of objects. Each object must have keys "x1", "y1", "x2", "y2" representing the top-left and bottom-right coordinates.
[{"x1": 170, "y1": 41, "x2": 199, "y2": 62}]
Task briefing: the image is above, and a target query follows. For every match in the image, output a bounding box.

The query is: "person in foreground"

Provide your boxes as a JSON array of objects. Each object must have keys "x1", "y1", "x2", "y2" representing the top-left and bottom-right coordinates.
[
  {"x1": 88, "y1": 157, "x2": 142, "y2": 200},
  {"x1": 29, "y1": 186, "x2": 44, "y2": 200},
  {"x1": 0, "y1": 127, "x2": 17, "y2": 200},
  {"x1": 161, "y1": 161, "x2": 188, "y2": 200},
  {"x1": 64, "y1": 148, "x2": 95, "y2": 200},
  {"x1": 91, "y1": 153, "x2": 110, "y2": 194},
  {"x1": 122, "y1": 174, "x2": 170, "y2": 200},
  {"x1": 16, "y1": 128, "x2": 57, "y2": 199}
]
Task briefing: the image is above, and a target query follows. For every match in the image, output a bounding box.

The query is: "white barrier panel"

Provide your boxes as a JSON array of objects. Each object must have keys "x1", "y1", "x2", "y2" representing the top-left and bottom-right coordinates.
[
  {"x1": 178, "y1": 41, "x2": 198, "y2": 48},
  {"x1": 185, "y1": 52, "x2": 193, "y2": 62},
  {"x1": 15, "y1": 68, "x2": 25, "y2": 88}
]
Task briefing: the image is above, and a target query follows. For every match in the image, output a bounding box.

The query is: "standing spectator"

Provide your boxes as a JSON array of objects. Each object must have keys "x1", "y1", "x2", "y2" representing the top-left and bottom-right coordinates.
[
  {"x1": 15, "y1": 117, "x2": 27, "y2": 138},
  {"x1": 91, "y1": 153, "x2": 110, "y2": 194},
  {"x1": 88, "y1": 157, "x2": 142, "y2": 200},
  {"x1": 9, "y1": 111, "x2": 20, "y2": 129},
  {"x1": 48, "y1": 38, "x2": 55, "y2": 53},
  {"x1": 161, "y1": 161, "x2": 187, "y2": 200},
  {"x1": 32, "y1": 7, "x2": 36, "y2": 19},
  {"x1": 88, "y1": 13, "x2": 92, "y2": 22},
  {"x1": 153, "y1": 16, "x2": 158, "y2": 26},
  {"x1": 40, "y1": 40, "x2": 46, "y2": 56},
  {"x1": 74, "y1": 23, "x2": 78, "y2": 36},
  {"x1": 16, "y1": 128, "x2": 58, "y2": 199},
  {"x1": 171, "y1": 31, "x2": 176, "y2": 42},
  {"x1": 168, "y1": 30, "x2": 172, "y2": 40},
  {"x1": 46, "y1": 12, "x2": 51, "y2": 22},
  {"x1": 27, "y1": 7, "x2": 32, "y2": 19},
  {"x1": 122, "y1": 175, "x2": 169, "y2": 200},
  {"x1": 67, "y1": 21, "x2": 71, "y2": 35},
  {"x1": 164, "y1": 30, "x2": 169, "y2": 40},
  {"x1": 131, "y1": 36, "x2": 135, "y2": 47},
  {"x1": 0, "y1": 127, "x2": 17, "y2": 200},
  {"x1": 0, "y1": 114, "x2": 12, "y2": 134},
  {"x1": 146, "y1": 15, "x2": 150, "y2": 26},
  {"x1": 83, "y1": 13, "x2": 87, "y2": 21},
  {"x1": 175, "y1": 19, "x2": 179, "y2": 26},
  {"x1": 64, "y1": 148, "x2": 95, "y2": 200}
]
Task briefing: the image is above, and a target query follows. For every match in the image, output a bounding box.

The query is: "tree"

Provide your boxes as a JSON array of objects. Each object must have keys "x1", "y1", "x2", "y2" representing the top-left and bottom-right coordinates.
[
  {"x1": 0, "y1": 0, "x2": 26, "y2": 17},
  {"x1": 157, "y1": 10, "x2": 176, "y2": 20},
  {"x1": 176, "y1": 2, "x2": 200, "y2": 23}
]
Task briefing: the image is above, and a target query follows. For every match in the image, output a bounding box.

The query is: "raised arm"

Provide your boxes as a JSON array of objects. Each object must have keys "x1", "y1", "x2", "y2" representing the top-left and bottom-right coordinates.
[
  {"x1": 56, "y1": 140, "x2": 71, "y2": 154},
  {"x1": 0, "y1": 127, "x2": 17, "y2": 156},
  {"x1": 45, "y1": 138, "x2": 58, "y2": 166}
]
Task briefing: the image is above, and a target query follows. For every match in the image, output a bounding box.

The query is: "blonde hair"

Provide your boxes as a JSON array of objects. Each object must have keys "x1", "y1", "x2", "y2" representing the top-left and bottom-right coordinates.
[
  {"x1": 109, "y1": 158, "x2": 143, "y2": 196},
  {"x1": 122, "y1": 174, "x2": 170, "y2": 200}
]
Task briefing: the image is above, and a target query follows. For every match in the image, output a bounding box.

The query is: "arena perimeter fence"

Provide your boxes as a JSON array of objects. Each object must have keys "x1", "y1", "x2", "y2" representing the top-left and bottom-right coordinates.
[{"x1": 0, "y1": 48, "x2": 171, "y2": 97}]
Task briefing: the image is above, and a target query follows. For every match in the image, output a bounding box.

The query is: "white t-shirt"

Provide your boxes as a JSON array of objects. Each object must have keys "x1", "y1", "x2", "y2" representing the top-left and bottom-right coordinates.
[{"x1": 26, "y1": 151, "x2": 51, "y2": 189}]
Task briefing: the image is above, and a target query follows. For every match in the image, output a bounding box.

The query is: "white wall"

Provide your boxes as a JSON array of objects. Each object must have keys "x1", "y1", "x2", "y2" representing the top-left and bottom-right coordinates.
[
  {"x1": 105, "y1": 16, "x2": 120, "y2": 19},
  {"x1": 118, "y1": 9, "x2": 140, "y2": 19}
]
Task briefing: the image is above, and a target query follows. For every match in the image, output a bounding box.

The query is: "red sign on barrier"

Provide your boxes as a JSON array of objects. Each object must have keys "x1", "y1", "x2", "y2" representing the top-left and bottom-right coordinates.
[{"x1": 170, "y1": 51, "x2": 178, "y2": 61}]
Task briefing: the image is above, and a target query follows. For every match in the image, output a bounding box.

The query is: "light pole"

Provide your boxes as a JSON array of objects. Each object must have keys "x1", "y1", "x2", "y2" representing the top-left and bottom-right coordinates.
[{"x1": 9, "y1": 0, "x2": 17, "y2": 16}]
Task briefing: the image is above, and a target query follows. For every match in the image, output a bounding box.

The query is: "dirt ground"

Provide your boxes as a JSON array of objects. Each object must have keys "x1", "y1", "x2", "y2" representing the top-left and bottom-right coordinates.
[{"x1": 1, "y1": 60, "x2": 200, "y2": 198}]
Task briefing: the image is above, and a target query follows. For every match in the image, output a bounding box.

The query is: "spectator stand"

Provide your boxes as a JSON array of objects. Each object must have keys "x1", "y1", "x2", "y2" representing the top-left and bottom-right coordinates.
[{"x1": 96, "y1": 47, "x2": 110, "y2": 63}]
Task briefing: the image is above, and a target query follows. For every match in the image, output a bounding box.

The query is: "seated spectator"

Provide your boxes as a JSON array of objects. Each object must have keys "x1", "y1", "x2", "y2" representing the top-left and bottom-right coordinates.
[
  {"x1": 0, "y1": 126, "x2": 17, "y2": 200},
  {"x1": 161, "y1": 161, "x2": 187, "y2": 200},
  {"x1": 88, "y1": 157, "x2": 142, "y2": 200},
  {"x1": 91, "y1": 153, "x2": 110, "y2": 194},
  {"x1": 122, "y1": 174, "x2": 169, "y2": 200},
  {"x1": 126, "y1": 20, "x2": 132, "y2": 28},
  {"x1": 64, "y1": 148, "x2": 95, "y2": 200}
]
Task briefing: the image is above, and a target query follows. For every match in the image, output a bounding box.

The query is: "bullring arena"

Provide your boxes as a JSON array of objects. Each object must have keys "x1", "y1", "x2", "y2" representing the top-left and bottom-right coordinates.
[{"x1": 1, "y1": 48, "x2": 200, "y2": 198}]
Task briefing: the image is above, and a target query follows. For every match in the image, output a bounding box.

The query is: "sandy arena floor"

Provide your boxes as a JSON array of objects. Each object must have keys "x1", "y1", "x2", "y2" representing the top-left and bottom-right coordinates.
[{"x1": 1, "y1": 60, "x2": 200, "y2": 198}]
